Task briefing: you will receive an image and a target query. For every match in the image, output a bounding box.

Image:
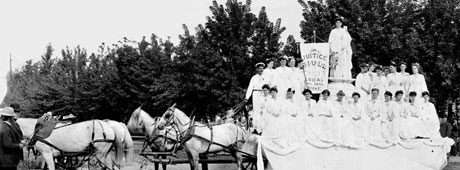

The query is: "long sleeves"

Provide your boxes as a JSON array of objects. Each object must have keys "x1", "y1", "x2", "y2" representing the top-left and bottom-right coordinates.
[{"x1": 245, "y1": 74, "x2": 265, "y2": 100}]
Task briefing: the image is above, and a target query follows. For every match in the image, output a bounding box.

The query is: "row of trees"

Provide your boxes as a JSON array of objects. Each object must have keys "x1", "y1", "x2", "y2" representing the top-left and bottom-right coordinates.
[
  {"x1": 3, "y1": 0, "x2": 460, "y2": 120},
  {"x1": 3, "y1": 0, "x2": 296, "y2": 121}
]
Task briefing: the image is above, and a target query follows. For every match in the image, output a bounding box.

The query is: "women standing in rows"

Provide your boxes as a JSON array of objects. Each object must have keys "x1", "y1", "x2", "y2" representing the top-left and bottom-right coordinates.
[
  {"x1": 316, "y1": 90, "x2": 335, "y2": 143},
  {"x1": 408, "y1": 63, "x2": 428, "y2": 102}
]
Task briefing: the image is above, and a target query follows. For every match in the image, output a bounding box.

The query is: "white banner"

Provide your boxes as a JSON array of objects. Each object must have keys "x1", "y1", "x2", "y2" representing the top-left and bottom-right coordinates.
[{"x1": 301, "y1": 43, "x2": 329, "y2": 93}]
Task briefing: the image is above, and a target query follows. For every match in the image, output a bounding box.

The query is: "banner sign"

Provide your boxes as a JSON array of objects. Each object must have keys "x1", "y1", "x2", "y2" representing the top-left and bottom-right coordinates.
[{"x1": 300, "y1": 43, "x2": 329, "y2": 93}]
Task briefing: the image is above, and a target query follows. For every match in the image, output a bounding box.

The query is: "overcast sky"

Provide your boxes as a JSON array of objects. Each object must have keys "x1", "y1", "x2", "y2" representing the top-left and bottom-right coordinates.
[{"x1": 0, "y1": 0, "x2": 304, "y2": 103}]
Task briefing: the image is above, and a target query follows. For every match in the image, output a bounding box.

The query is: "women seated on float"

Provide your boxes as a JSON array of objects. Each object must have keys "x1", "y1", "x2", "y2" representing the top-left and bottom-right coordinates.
[
  {"x1": 282, "y1": 88, "x2": 303, "y2": 144},
  {"x1": 380, "y1": 91, "x2": 399, "y2": 143},
  {"x1": 316, "y1": 89, "x2": 335, "y2": 143},
  {"x1": 366, "y1": 88, "x2": 387, "y2": 144},
  {"x1": 263, "y1": 87, "x2": 282, "y2": 138},
  {"x1": 419, "y1": 91, "x2": 441, "y2": 139},
  {"x1": 401, "y1": 91, "x2": 424, "y2": 139},
  {"x1": 349, "y1": 92, "x2": 368, "y2": 146},
  {"x1": 301, "y1": 89, "x2": 320, "y2": 142},
  {"x1": 333, "y1": 90, "x2": 355, "y2": 147}
]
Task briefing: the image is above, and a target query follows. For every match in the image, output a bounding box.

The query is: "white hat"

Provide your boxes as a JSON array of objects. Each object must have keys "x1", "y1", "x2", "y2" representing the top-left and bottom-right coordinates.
[{"x1": 0, "y1": 107, "x2": 16, "y2": 117}]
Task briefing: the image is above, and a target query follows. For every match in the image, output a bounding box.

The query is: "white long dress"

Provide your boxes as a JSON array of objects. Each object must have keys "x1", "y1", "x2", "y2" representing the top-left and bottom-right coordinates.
[
  {"x1": 380, "y1": 101, "x2": 399, "y2": 143},
  {"x1": 419, "y1": 101, "x2": 440, "y2": 138},
  {"x1": 371, "y1": 75, "x2": 387, "y2": 96},
  {"x1": 399, "y1": 72, "x2": 410, "y2": 95},
  {"x1": 356, "y1": 72, "x2": 371, "y2": 97},
  {"x1": 262, "y1": 68, "x2": 276, "y2": 86},
  {"x1": 253, "y1": 94, "x2": 270, "y2": 133},
  {"x1": 316, "y1": 99, "x2": 336, "y2": 143},
  {"x1": 405, "y1": 102, "x2": 424, "y2": 139},
  {"x1": 408, "y1": 73, "x2": 428, "y2": 98},
  {"x1": 387, "y1": 73, "x2": 404, "y2": 95},
  {"x1": 263, "y1": 97, "x2": 283, "y2": 138},
  {"x1": 328, "y1": 27, "x2": 353, "y2": 79},
  {"x1": 349, "y1": 101, "x2": 368, "y2": 147},
  {"x1": 302, "y1": 99, "x2": 321, "y2": 143},
  {"x1": 281, "y1": 98, "x2": 303, "y2": 144},
  {"x1": 393, "y1": 101, "x2": 412, "y2": 139},
  {"x1": 333, "y1": 100, "x2": 355, "y2": 147},
  {"x1": 365, "y1": 99, "x2": 387, "y2": 145},
  {"x1": 273, "y1": 66, "x2": 289, "y2": 97}
]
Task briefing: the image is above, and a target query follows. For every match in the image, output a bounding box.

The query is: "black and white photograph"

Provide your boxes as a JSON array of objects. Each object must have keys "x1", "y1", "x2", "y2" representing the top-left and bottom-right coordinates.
[{"x1": 0, "y1": 0, "x2": 460, "y2": 169}]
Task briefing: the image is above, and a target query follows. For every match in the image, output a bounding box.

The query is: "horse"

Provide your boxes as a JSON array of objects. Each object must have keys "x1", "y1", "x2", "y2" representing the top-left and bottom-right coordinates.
[
  {"x1": 16, "y1": 118, "x2": 125, "y2": 170},
  {"x1": 127, "y1": 107, "x2": 179, "y2": 152},
  {"x1": 103, "y1": 119, "x2": 135, "y2": 165},
  {"x1": 156, "y1": 104, "x2": 248, "y2": 170}
]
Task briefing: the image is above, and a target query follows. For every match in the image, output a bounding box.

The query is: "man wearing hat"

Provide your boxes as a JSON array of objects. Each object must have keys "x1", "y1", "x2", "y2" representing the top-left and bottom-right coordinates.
[
  {"x1": 0, "y1": 107, "x2": 24, "y2": 170},
  {"x1": 244, "y1": 62, "x2": 266, "y2": 102}
]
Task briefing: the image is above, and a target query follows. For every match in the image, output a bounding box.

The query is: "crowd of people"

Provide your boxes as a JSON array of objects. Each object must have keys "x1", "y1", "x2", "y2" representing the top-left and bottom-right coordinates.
[{"x1": 246, "y1": 57, "x2": 442, "y2": 148}]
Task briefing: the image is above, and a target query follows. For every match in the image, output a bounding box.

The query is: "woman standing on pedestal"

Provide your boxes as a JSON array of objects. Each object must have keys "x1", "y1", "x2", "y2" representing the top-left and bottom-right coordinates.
[
  {"x1": 408, "y1": 63, "x2": 428, "y2": 102},
  {"x1": 328, "y1": 16, "x2": 353, "y2": 80}
]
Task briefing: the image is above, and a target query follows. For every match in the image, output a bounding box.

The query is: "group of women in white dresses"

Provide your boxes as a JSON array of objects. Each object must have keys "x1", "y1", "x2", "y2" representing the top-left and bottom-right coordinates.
[{"x1": 251, "y1": 60, "x2": 441, "y2": 148}]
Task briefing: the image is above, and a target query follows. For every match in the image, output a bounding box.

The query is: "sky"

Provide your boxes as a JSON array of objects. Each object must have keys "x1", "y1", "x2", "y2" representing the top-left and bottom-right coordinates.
[{"x1": 0, "y1": 0, "x2": 304, "y2": 103}]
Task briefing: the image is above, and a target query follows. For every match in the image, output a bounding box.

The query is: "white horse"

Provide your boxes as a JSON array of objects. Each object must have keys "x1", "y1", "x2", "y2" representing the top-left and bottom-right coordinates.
[
  {"x1": 103, "y1": 119, "x2": 135, "y2": 165},
  {"x1": 16, "y1": 118, "x2": 125, "y2": 170},
  {"x1": 127, "y1": 107, "x2": 178, "y2": 152},
  {"x1": 156, "y1": 105, "x2": 248, "y2": 170}
]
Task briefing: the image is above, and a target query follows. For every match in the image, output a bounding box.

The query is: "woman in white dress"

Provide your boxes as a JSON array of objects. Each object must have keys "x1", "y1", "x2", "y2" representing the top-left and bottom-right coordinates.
[
  {"x1": 419, "y1": 91, "x2": 440, "y2": 138},
  {"x1": 253, "y1": 84, "x2": 271, "y2": 134},
  {"x1": 281, "y1": 88, "x2": 303, "y2": 144},
  {"x1": 408, "y1": 63, "x2": 428, "y2": 101},
  {"x1": 393, "y1": 90, "x2": 411, "y2": 140},
  {"x1": 366, "y1": 88, "x2": 386, "y2": 144},
  {"x1": 263, "y1": 87, "x2": 282, "y2": 138},
  {"x1": 316, "y1": 89, "x2": 336, "y2": 143},
  {"x1": 349, "y1": 92, "x2": 368, "y2": 147},
  {"x1": 404, "y1": 91, "x2": 424, "y2": 139},
  {"x1": 301, "y1": 89, "x2": 321, "y2": 143},
  {"x1": 287, "y1": 57, "x2": 305, "y2": 102},
  {"x1": 380, "y1": 91, "x2": 398, "y2": 143},
  {"x1": 328, "y1": 17, "x2": 353, "y2": 80},
  {"x1": 333, "y1": 90, "x2": 355, "y2": 147},
  {"x1": 370, "y1": 66, "x2": 387, "y2": 99},
  {"x1": 387, "y1": 62, "x2": 403, "y2": 95},
  {"x1": 274, "y1": 56, "x2": 289, "y2": 98},
  {"x1": 263, "y1": 59, "x2": 276, "y2": 86},
  {"x1": 399, "y1": 62, "x2": 410, "y2": 96}
]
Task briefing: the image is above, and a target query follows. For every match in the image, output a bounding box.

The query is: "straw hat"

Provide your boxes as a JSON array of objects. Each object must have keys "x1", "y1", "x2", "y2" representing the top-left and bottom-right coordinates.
[{"x1": 0, "y1": 107, "x2": 16, "y2": 117}]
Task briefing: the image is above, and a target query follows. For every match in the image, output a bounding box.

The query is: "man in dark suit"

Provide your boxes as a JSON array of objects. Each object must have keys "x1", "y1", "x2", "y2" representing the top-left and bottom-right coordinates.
[{"x1": 0, "y1": 107, "x2": 24, "y2": 170}]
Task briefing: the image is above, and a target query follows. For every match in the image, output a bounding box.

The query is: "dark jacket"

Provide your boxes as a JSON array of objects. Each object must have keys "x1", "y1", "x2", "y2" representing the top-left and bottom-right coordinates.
[{"x1": 0, "y1": 120, "x2": 23, "y2": 168}]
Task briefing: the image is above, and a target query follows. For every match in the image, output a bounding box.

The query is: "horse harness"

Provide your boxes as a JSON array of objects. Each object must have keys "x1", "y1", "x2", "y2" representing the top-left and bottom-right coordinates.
[
  {"x1": 30, "y1": 120, "x2": 115, "y2": 169},
  {"x1": 161, "y1": 108, "x2": 250, "y2": 156}
]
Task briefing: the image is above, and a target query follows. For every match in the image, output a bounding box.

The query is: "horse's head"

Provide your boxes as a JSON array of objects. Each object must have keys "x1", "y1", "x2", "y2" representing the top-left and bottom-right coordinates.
[
  {"x1": 127, "y1": 107, "x2": 146, "y2": 134},
  {"x1": 157, "y1": 104, "x2": 190, "y2": 131}
]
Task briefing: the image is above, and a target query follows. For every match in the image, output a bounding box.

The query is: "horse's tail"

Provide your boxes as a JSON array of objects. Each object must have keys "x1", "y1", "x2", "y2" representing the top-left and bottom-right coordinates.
[{"x1": 122, "y1": 123, "x2": 134, "y2": 163}]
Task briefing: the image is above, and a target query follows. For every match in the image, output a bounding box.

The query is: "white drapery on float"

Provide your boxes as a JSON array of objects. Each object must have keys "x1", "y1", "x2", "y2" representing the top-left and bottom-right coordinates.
[{"x1": 244, "y1": 41, "x2": 455, "y2": 170}]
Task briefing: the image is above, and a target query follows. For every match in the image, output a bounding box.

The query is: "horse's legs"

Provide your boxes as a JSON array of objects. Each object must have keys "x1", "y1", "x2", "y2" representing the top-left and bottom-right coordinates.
[
  {"x1": 161, "y1": 155, "x2": 167, "y2": 170},
  {"x1": 184, "y1": 146, "x2": 199, "y2": 170},
  {"x1": 232, "y1": 151, "x2": 243, "y2": 170},
  {"x1": 42, "y1": 152, "x2": 55, "y2": 170}
]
